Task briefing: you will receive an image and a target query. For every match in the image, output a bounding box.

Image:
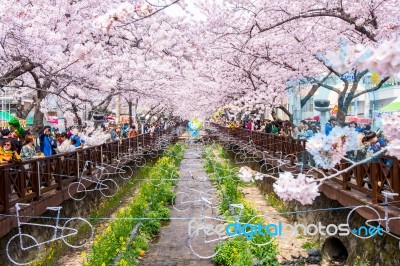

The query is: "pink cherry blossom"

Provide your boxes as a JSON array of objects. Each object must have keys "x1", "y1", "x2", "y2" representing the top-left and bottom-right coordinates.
[{"x1": 273, "y1": 172, "x2": 320, "y2": 205}]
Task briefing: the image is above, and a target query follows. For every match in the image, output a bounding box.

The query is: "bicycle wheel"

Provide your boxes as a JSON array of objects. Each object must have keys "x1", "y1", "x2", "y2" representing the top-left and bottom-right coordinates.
[
  {"x1": 188, "y1": 223, "x2": 224, "y2": 259},
  {"x1": 205, "y1": 188, "x2": 223, "y2": 209},
  {"x1": 62, "y1": 217, "x2": 94, "y2": 248},
  {"x1": 68, "y1": 182, "x2": 87, "y2": 201},
  {"x1": 6, "y1": 234, "x2": 40, "y2": 265},
  {"x1": 134, "y1": 156, "x2": 146, "y2": 167},
  {"x1": 282, "y1": 154, "x2": 299, "y2": 170},
  {"x1": 119, "y1": 166, "x2": 134, "y2": 180},
  {"x1": 346, "y1": 205, "x2": 381, "y2": 239},
  {"x1": 260, "y1": 162, "x2": 278, "y2": 175},
  {"x1": 172, "y1": 192, "x2": 191, "y2": 212},
  {"x1": 148, "y1": 170, "x2": 164, "y2": 187},
  {"x1": 222, "y1": 143, "x2": 231, "y2": 150},
  {"x1": 99, "y1": 179, "x2": 119, "y2": 197},
  {"x1": 235, "y1": 152, "x2": 246, "y2": 163},
  {"x1": 246, "y1": 215, "x2": 275, "y2": 246},
  {"x1": 149, "y1": 150, "x2": 159, "y2": 158}
]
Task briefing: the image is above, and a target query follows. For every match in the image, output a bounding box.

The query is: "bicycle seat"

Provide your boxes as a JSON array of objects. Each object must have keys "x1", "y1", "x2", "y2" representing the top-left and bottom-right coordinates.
[
  {"x1": 229, "y1": 204, "x2": 244, "y2": 209},
  {"x1": 47, "y1": 206, "x2": 62, "y2": 211},
  {"x1": 15, "y1": 203, "x2": 30, "y2": 210},
  {"x1": 201, "y1": 197, "x2": 212, "y2": 205},
  {"x1": 382, "y1": 191, "x2": 399, "y2": 197}
]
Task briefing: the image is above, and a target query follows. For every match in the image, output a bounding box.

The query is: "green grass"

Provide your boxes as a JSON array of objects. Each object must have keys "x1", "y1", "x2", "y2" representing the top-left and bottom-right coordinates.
[
  {"x1": 354, "y1": 256, "x2": 371, "y2": 266},
  {"x1": 264, "y1": 192, "x2": 289, "y2": 214},
  {"x1": 301, "y1": 241, "x2": 319, "y2": 250}
]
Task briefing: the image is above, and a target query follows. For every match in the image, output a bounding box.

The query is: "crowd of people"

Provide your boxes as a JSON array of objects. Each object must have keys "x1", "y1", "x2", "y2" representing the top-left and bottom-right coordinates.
[
  {"x1": 225, "y1": 117, "x2": 388, "y2": 162},
  {"x1": 0, "y1": 120, "x2": 173, "y2": 164},
  {"x1": 227, "y1": 118, "x2": 320, "y2": 139}
]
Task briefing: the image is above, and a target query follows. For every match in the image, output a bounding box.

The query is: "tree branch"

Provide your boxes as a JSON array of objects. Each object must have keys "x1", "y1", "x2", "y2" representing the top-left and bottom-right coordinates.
[
  {"x1": 317, "y1": 82, "x2": 341, "y2": 94},
  {"x1": 352, "y1": 76, "x2": 390, "y2": 99},
  {"x1": 301, "y1": 72, "x2": 332, "y2": 107},
  {"x1": 256, "y1": 10, "x2": 376, "y2": 41}
]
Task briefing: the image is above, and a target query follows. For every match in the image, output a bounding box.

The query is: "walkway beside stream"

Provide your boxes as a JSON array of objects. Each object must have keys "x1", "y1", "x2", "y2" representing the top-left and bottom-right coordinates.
[{"x1": 141, "y1": 142, "x2": 215, "y2": 266}]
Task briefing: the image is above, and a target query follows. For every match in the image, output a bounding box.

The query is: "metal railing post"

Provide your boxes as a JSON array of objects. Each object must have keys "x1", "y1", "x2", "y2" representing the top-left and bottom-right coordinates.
[
  {"x1": 101, "y1": 145, "x2": 103, "y2": 165},
  {"x1": 37, "y1": 161, "x2": 41, "y2": 197},
  {"x1": 77, "y1": 152, "x2": 80, "y2": 177}
]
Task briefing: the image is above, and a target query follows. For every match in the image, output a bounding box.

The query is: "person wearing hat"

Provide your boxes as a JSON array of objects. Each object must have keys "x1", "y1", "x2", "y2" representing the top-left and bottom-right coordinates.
[
  {"x1": 0, "y1": 139, "x2": 21, "y2": 164},
  {"x1": 39, "y1": 126, "x2": 57, "y2": 156},
  {"x1": 325, "y1": 117, "x2": 337, "y2": 136},
  {"x1": 129, "y1": 126, "x2": 138, "y2": 138},
  {"x1": 70, "y1": 128, "x2": 82, "y2": 147}
]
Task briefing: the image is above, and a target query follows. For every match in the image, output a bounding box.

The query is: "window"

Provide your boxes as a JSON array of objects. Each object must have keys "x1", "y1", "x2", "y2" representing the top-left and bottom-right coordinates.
[{"x1": 302, "y1": 96, "x2": 314, "y2": 112}]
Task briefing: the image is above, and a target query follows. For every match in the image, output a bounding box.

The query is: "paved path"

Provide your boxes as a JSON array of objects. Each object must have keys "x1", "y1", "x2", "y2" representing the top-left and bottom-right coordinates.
[{"x1": 141, "y1": 142, "x2": 215, "y2": 266}]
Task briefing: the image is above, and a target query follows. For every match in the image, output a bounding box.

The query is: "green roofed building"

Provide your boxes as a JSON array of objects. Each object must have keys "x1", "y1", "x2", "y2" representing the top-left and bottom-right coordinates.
[
  {"x1": 380, "y1": 97, "x2": 400, "y2": 112},
  {"x1": 0, "y1": 111, "x2": 17, "y2": 122},
  {"x1": 26, "y1": 117, "x2": 34, "y2": 126}
]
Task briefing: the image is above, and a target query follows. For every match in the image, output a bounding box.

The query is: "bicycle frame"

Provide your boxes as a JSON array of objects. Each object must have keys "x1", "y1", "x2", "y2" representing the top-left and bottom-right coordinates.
[
  {"x1": 77, "y1": 175, "x2": 106, "y2": 192},
  {"x1": 14, "y1": 203, "x2": 78, "y2": 250},
  {"x1": 188, "y1": 203, "x2": 244, "y2": 259},
  {"x1": 200, "y1": 204, "x2": 245, "y2": 243},
  {"x1": 95, "y1": 161, "x2": 130, "y2": 177},
  {"x1": 363, "y1": 192, "x2": 400, "y2": 243},
  {"x1": 68, "y1": 160, "x2": 118, "y2": 200},
  {"x1": 7, "y1": 203, "x2": 94, "y2": 265}
]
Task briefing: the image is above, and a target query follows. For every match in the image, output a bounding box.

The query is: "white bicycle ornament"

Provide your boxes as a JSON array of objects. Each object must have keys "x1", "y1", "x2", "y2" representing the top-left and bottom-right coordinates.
[
  {"x1": 68, "y1": 161, "x2": 119, "y2": 201},
  {"x1": 172, "y1": 170, "x2": 224, "y2": 211},
  {"x1": 348, "y1": 191, "x2": 400, "y2": 242},
  {"x1": 6, "y1": 203, "x2": 93, "y2": 265},
  {"x1": 188, "y1": 203, "x2": 244, "y2": 259}
]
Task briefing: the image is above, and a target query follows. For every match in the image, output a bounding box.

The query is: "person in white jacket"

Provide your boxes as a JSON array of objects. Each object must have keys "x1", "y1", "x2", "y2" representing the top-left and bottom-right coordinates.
[{"x1": 57, "y1": 132, "x2": 71, "y2": 153}]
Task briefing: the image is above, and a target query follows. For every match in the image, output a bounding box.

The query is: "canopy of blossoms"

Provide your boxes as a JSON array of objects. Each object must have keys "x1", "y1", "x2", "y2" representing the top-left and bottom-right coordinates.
[{"x1": 1, "y1": 0, "x2": 400, "y2": 204}]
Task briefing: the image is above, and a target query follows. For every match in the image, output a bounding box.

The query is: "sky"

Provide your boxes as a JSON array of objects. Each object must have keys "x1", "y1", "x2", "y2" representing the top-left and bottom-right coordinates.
[{"x1": 164, "y1": 0, "x2": 207, "y2": 21}]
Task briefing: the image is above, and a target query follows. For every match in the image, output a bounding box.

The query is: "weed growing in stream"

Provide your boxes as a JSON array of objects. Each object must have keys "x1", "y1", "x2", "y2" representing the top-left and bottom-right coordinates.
[{"x1": 203, "y1": 143, "x2": 279, "y2": 266}]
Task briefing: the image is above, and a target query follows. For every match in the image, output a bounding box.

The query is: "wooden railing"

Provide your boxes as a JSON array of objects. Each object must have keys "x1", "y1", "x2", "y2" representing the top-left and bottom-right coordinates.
[
  {"x1": 0, "y1": 129, "x2": 175, "y2": 214},
  {"x1": 212, "y1": 124, "x2": 400, "y2": 205}
]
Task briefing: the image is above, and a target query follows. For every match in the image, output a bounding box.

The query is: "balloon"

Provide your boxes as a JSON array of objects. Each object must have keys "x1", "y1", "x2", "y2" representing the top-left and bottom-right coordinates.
[
  {"x1": 8, "y1": 117, "x2": 25, "y2": 136},
  {"x1": 187, "y1": 118, "x2": 203, "y2": 136}
]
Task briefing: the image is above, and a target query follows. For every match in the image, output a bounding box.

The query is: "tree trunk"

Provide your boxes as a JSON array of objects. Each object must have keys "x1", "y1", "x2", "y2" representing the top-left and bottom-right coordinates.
[
  {"x1": 271, "y1": 109, "x2": 278, "y2": 121},
  {"x1": 300, "y1": 84, "x2": 319, "y2": 108},
  {"x1": 71, "y1": 103, "x2": 82, "y2": 127},
  {"x1": 128, "y1": 101, "x2": 133, "y2": 127},
  {"x1": 134, "y1": 98, "x2": 141, "y2": 132},
  {"x1": 278, "y1": 105, "x2": 293, "y2": 123},
  {"x1": 32, "y1": 92, "x2": 46, "y2": 134},
  {"x1": 336, "y1": 108, "x2": 347, "y2": 125},
  {"x1": 32, "y1": 106, "x2": 44, "y2": 134},
  {"x1": 31, "y1": 74, "x2": 54, "y2": 133}
]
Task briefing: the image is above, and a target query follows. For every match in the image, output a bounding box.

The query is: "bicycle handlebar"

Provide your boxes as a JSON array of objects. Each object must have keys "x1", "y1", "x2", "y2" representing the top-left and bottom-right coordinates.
[
  {"x1": 201, "y1": 197, "x2": 212, "y2": 205},
  {"x1": 15, "y1": 203, "x2": 30, "y2": 210},
  {"x1": 382, "y1": 191, "x2": 399, "y2": 197},
  {"x1": 46, "y1": 206, "x2": 62, "y2": 211},
  {"x1": 229, "y1": 204, "x2": 244, "y2": 209}
]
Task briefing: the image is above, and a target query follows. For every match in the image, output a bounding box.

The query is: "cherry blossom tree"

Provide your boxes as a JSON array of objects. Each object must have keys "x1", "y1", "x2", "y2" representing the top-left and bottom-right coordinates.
[{"x1": 194, "y1": 0, "x2": 400, "y2": 122}]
